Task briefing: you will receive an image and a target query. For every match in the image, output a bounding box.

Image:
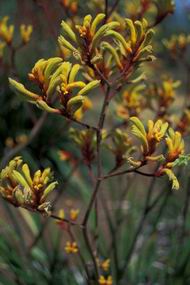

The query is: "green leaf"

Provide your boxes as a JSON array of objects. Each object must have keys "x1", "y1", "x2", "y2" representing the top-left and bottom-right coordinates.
[{"x1": 173, "y1": 154, "x2": 190, "y2": 167}]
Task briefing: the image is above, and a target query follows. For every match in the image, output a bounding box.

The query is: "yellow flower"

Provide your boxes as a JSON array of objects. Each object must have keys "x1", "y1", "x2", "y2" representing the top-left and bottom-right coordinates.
[
  {"x1": 56, "y1": 209, "x2": 66, "y2": 227},
  {"x1": 65, "y1": 241, "x2": 78, "y2": 254},
  {"x1": 117, "y1": 84, "x2": 145, "y2": 119},
  {"x1": 58, "y1": 208, "x2": 65, "y2": 219},
  {"x1": 0, "y1": 16, "x2": 14, "y2": 44},
  {"x1": 160, "y1": 168, "x2": 179, "y2": 190},
  {"x1": 156, "y1": 128, "x2": 184, "y2": 190},
  {"x1": 165, "y1": 128, "x2": 185, "y2": 163},
  {"x1": 58, "y1": 13, "x2": 120, "y2": 63},
  {"x1": 69, "y1": 209, "x2": 79, "y2": 221},
  {"x1": 0, "y1": 157, "x2": 57, "y2": 213},
  {"x1": 98, "y1": 275, "x2": 113, "y2": 285},
  {"x1": 9, "y1": 59, "x2": 100, "y2": 117},
  {"x1": 20, "y1": 24, "x2": 33, "y2": 44},
  {"x1": 147, "y1": 119, "x2": 168, "y2": 144},
  {"x1": 130, "y1": 117, "x2": 168, "y2": 157},
  {"x1": 101, "y1": 259, "x2": 110, "y2": 272}
]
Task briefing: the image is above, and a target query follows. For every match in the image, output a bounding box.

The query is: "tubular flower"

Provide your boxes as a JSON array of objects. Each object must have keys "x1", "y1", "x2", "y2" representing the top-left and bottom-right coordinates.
[
  {"x1": 98, "y1": 275, "x2": 113, "y2": 285},
  {"x1": 58, "y1": 13, "x2": 120, "y2": 64},
  {"x1": 157, "y1": 129, "x2": 185, "y2": 190},
  {"x1": 20, "y1": 24, "x2": 33, "y2": 44},
  {"x1": 57, "y1": 63, "x2": 99, "y2": 116},
  {"x1": 96, "y1": 18, "x2": 154, "y2": 82},
  {"x1": 0, "y1": 157, "x2": 57, "y2": 213},
  {"x1": 9, "y1": 58, "x2": 100, "y2": 117},
  {"x1": 79, "y1": 17, "x2": 154, "y2": 82},
  {"x1": 116, "y1": 84, "x2": 146, "y2": 120},
  {"x1": 159, "y1": 168, "x2": 179, "y2": 190},
  {"x1": 130, "y1": 119, "x2": 185, "y2": 190},
  {"x1": 130, "y1": 117, "x2": 168, "y2": 158},
  {"x1": 65, "y1": 241, "x2": 78, "y2": 254},
  {"x1": 69, "y1": 128, "x2": 97, "y2": 165},
  {"x1": 165, "y1": 129, "x2": 185, "y2": 165},
  {"x1": 0, "y1": 16, "x2": 14, "y2": 44}
]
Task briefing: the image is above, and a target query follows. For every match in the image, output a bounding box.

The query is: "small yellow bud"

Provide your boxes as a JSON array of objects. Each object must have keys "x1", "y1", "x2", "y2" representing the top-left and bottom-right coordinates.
[
  {"x1": 20, "y1": 24, "x2": 33, "y2": 44},
  {"x1": 69, "y1": 209, "x2": 79, "y2": 221},
  {"x1": 0, "y1": 17, "x2": 14, "y2": 44},
  {"x1": 98, "y1": 275, "x2": 113, "y2": 285},
  {"x1": 101, "y1": 259, "x2": 110, "y2": 272},
  {"x1": 65, "y1": 241, "x2": 78, "y2": 254}
]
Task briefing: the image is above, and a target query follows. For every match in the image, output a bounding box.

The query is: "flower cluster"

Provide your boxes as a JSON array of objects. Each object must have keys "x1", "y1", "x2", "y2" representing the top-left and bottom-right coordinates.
[
  {"x1": 59, "y1": 13, "x2": 120, "y2": 64},
  {"x1": 0, "y1": 157, "x2": 57, "y2": 213},
  {"x1": 9, "y1": 58, "x2": 100, "y2": 118},
  {"x1": 59, "y1": 14, "x2": 155, "y2": 83},
  {"x1": 130, "y1": 117, "x2": 168, "y2": 160},
  {"x1": 157, "y1": 129, "x2": 185, "y2": 189},
  {"x1": 130, "y1": 117, "x2": 185, "y2": 189}
]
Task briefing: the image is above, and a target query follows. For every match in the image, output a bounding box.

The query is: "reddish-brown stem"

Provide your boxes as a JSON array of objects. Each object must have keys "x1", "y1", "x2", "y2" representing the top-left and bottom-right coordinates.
[{"x1": 82, "y1": 86, "x2": 111, "y2": 226}]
